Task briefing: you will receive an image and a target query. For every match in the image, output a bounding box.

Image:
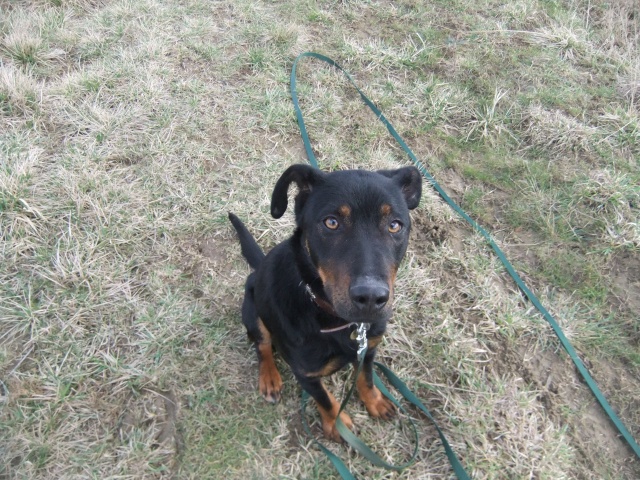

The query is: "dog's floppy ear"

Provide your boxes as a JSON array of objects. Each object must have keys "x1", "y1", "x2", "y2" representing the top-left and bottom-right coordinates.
[
  {"x1": 271, "y1": 164, "x2": 325, "y2": 219},
  {"x1": 377, "y1": 166, "x2": 422, "y2": 210}
]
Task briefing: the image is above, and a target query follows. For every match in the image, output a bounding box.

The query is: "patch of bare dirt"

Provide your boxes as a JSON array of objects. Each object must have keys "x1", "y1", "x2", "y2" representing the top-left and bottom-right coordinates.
[
  {"x1": 281, "y1": 136, "x2": 309, "y2": 163},
  {"x1": 178, "y1": 235, "x2": 235, "y2": 283},
  {"x1": 411, "y1": 202, "x2": 472, "y2": 256},
  {"x1": 490, "y1": 337, "x2": 640, "y2": 478},
  {"x1": 411, "y1": 212, "x2": 450, "y2": 246},
  {"x1": 285, "y1": 411, "x2": 306, "y2": 454},
  {"x1": 438, "y1": 167, "x2": 467, "y2": 202},
  {"x1": 609, "y1": 250, "x2": 640, "y2": 318},
  {"x1": 117, "y1": 388, "x2": 182, "y2": 475},
  {"x1": 173, "y1": 234, "x2": 243, "y2": 324},
  {"x1": 499, "y1": 228, "x2": 544, "y2": 271}
]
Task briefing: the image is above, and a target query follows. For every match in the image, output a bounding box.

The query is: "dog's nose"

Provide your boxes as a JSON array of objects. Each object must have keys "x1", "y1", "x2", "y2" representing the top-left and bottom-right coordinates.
[{"x1": 349, "y1": 277, "x2": 389, "y2": 313}]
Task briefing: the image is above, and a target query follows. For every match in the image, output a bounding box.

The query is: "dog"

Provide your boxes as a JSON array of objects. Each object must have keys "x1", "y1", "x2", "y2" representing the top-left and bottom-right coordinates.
[{"x1": 228, "y1": 163, "x2": 422, "y2": 441}]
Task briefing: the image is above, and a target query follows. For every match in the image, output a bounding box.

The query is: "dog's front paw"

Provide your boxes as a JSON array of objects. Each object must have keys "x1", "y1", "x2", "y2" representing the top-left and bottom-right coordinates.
[
  {"x1": 363, "y1": 392, "x2": 396, "y2": 420},
  {"x1": 259, "y1": 361, "x2": 283, "y2": 403},
  {"x1": 322, "y1": 410, "x2": 354, "y2": 442},
  {"x1": 358, "y1": 382, "x2": 396, "y2": 420}
]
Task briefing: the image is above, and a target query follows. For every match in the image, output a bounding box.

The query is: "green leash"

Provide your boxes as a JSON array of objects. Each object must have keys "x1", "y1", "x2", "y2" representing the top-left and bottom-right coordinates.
[
  {"x1": 291, "y1": 52, "x2": 640, "y2": 475},
  {"x1": 300, "y1": 324, "x2": 467, "y2": 479}
]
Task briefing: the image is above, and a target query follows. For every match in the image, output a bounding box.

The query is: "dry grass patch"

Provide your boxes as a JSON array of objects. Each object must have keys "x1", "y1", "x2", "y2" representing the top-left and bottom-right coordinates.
[
  {"x1": 520, "y1": 103, "x2": 599, "y2": 155},
  {"x1": 1, "y1": 0, "x2": 639, "y2": 479},
  {"x1": 522, "y1": 24, "x2": 591, "y2": 61},
  {"x1": 572, "y1": 169, "x2": 640, "y2": 248},
  {"x1": 0, "y1": 65, "x2": 41, "y2": 120},
  {"x1": 617, "y1": 60, "x2": 640, "y2": 106},
  {"x1": 464, "y1": 88, "x2": 514, "y2": 145}
]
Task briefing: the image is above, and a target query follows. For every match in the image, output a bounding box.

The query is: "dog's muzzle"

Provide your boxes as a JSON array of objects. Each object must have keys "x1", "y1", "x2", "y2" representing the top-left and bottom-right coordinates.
[{"x1": 349, "y1": 276, "x2": 389, "y2": 314}]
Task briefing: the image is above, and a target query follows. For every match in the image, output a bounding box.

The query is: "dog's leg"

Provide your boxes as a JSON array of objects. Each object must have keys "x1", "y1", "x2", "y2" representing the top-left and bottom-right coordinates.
[
  {"x1": 242, "y1": 278, "x2": 283, "y2": 403},
  {"x1": 296, "y1": 374, "x2": 353, "y2": 442},
  {"x1": 356, "y1": 349, "x2": 395, "y2": 420},
  {"x1": 255, "y1": 318, "x2": 283, "y2": 403}
]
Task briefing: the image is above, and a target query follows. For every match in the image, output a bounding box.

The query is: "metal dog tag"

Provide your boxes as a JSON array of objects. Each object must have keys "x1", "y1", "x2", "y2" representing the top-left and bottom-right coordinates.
[{"x1": 356, "y1": 323, "x2": 369, "y2": 356}]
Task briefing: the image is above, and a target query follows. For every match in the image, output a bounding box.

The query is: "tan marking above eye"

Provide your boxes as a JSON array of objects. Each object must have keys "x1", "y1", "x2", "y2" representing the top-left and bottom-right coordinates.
[
  {"x1": 338, "y1": 205, "x2": 351, "y2": 217},
  {"x1": 380, "y1": 204, "x2": 391, "y2": 216}
]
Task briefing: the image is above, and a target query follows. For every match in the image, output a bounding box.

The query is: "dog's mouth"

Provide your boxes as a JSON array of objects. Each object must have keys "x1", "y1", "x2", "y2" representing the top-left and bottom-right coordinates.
[{"x1": 330, "y1": 297, "x2": 393, "y2": 324}]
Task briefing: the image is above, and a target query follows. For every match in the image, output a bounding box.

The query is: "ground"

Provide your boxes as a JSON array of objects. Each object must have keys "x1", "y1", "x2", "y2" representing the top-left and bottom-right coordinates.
[{"x1": 1, "y1": 0, "x2": 639, "y2": 478}]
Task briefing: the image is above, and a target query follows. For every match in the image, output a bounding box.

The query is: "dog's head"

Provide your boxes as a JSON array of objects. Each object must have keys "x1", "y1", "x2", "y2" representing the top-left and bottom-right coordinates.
[{"x1": 271, "y1": 164, "x2": 422, "y2": 324}]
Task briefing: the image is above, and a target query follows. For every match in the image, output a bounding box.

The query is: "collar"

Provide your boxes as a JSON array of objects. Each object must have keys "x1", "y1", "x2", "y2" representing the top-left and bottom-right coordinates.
[{"x1": 304, "y1": 283, "x2": 356, "y2": 333}]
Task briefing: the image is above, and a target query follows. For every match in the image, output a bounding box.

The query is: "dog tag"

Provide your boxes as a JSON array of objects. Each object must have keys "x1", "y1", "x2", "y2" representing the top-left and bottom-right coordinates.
[
  {"x1": 350, "y1": 329, "x2": 358, "y2": 340},
  {"x1": 355, "y1": 323, "x2": 369, "y2": 357}
]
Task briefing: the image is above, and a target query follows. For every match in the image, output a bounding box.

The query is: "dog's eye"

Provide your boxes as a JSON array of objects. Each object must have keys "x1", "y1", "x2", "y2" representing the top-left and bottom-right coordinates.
[
  {"x1": 323, "y1": 216, "x2": 339, "y2": 230},
  {"x1": 388, "y1": 221, "x2": 403, "y2": 233}
]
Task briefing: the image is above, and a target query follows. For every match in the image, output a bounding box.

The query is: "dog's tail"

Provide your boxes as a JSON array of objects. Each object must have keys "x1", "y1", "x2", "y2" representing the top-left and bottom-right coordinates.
[{"x1": 228, "y1": 212, "x2": 266, "y2": 270}]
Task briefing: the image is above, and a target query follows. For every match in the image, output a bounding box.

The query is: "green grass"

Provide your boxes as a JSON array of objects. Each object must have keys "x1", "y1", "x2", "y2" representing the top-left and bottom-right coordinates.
[{"x1": 1, "y1": 0, "x2": 639, "y2": 478}]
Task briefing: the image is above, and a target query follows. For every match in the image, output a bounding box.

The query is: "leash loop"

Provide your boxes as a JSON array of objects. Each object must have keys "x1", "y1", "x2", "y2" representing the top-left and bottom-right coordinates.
[
  {"x1": 293, "y1": 52, "x2": 470, "y2": 479},
  {"x1": 301, "y1": 340, "x2": 425, "y2": 478},
  {"x1": 291, "y1": 51, "x2": 640, "y2": 477}
]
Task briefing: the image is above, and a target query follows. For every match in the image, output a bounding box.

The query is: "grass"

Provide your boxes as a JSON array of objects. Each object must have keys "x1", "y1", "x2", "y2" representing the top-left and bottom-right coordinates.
[{"x1": 1, "y1": 0, "x2": 639, "y2": 478}]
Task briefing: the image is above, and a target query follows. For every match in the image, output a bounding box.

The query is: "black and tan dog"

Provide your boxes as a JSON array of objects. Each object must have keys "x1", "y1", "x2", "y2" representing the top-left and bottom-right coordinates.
[{"x1": 228, "y1": 164, "x2": 421, "y2": 441}]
